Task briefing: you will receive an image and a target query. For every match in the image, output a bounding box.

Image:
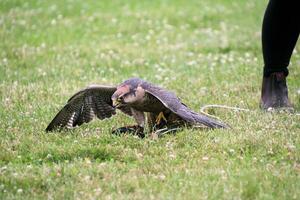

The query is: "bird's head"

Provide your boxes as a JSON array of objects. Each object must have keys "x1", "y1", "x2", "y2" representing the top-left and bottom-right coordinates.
[{"x1": 111, "y1": 78, "x2": 145, "y2": 108}]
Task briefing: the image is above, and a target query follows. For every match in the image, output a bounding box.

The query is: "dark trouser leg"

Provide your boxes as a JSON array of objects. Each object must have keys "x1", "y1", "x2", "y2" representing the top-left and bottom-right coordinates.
[
  {"x1": 260, "y1": 0, "x2": 299, "y2": 109},
  {"x1": 262, "y1": 0, "x2": 299, "y2": 76}
]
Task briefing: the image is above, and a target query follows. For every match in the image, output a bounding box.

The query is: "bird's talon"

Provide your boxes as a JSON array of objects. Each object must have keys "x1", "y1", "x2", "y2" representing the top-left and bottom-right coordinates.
[{"x1": 155, "y1": 112, "x2": 167, "y2": 125}]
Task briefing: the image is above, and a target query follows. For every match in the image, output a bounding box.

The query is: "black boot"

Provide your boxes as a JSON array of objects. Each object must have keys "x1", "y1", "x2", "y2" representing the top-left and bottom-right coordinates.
[{"x1": 260, "y1": 72, "x2": 292, "y2": 110}]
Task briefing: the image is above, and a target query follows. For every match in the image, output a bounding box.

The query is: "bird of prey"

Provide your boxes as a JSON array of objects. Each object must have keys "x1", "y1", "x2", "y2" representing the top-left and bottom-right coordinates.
[{"x1": 46, "y1": 78, "x2": 229, "y2": 136}]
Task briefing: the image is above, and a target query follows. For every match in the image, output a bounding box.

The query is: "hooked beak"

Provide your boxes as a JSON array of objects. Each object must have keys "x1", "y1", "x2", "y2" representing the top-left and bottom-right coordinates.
[{"x1": 112, "y1": 99, "x2": 122, "y2": 108}]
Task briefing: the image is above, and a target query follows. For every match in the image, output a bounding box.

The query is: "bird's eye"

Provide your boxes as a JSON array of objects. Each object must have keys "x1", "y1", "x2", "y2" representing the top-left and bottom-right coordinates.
[{"x1": 118, "y1": 96, "x2": 124, "y2": 101}]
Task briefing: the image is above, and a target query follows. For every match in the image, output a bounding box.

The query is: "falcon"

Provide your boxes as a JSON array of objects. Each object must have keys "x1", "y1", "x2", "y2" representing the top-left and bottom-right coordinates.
[{"x1": 46, "y1": 78, "x2": 229, "y2": 136}]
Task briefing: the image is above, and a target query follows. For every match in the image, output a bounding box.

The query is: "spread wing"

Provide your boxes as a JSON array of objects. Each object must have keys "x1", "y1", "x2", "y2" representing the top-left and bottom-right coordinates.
[
  {"x1": 142, "y1": 82, "x2": 229, "y2": 129},
  {"x1": 45, "y1": 85, "x2": 132, "y2": 132}
]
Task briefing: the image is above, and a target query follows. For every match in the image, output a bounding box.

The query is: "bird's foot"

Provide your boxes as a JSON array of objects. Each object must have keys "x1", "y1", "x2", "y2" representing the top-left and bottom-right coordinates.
[
  {"x1": 155, "y1": 112, "x2": 167, "y2": 125},
  {"x1": 112, "y1": 125, "x2": 145, "y2": 138}
]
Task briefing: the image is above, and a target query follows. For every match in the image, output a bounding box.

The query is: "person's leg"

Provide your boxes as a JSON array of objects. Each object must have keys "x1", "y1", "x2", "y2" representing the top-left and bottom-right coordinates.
[{"x1": 260, "y1": 0, "x2": 300, "y2": 109}]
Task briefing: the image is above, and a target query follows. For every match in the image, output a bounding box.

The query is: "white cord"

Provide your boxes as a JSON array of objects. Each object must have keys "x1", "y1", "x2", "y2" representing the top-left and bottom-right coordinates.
[
  {"x1": 200, "y1": 104, "x2": 250, "y2": 113},
  {"x1": 154, "y1": 127, "x2": 181, "y2": 136},
  {"x1": 200, "y1": 104, "x2": 300, "y2": 116},
  {"x1": 199, "y1": 104, "x2": 250, "y2": 120}
]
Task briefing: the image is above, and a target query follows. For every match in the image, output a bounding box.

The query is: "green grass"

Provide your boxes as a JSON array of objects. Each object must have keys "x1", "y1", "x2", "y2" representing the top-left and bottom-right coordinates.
[{"x1": 0, "y1": 0, "x2": 299, "y2": 199}]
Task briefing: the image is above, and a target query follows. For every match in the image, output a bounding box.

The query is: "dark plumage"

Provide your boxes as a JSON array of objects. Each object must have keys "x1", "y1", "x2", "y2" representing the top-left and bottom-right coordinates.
[{"x1": 46, "y1": 78, "x2": 229, "y2": 133}]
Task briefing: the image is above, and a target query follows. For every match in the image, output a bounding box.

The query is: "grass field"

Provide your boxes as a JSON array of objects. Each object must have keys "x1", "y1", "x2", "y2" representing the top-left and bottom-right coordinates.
[{"x1": 1, "y1": 0, "x2": 299, "y2": 199}]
